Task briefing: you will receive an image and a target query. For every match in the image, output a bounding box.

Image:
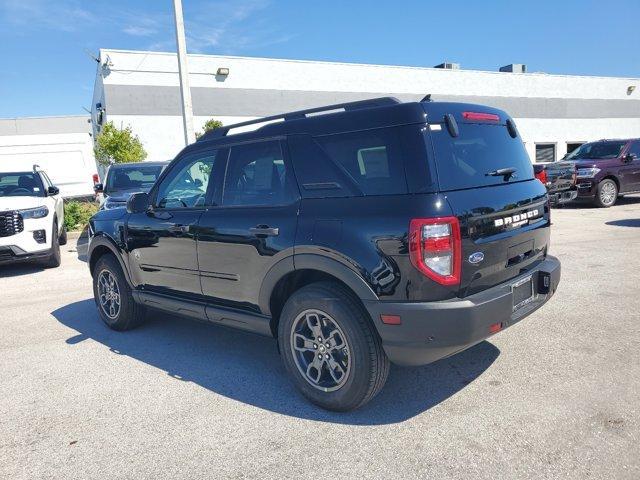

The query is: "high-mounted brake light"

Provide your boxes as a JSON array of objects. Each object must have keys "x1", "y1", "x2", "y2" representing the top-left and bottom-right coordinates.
[
  {"x1": 409, "y1": 217, "x2": 461, "y2": 286},
  {"x1": 462, "y1": 111, "x2": 500, "y2": 122}
]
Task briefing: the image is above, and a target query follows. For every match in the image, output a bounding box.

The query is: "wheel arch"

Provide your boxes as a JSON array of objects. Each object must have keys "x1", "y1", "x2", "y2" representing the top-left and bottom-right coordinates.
[
  {"x1": 88, "y1": 235, "x2": 133, "y2": 287},
  {"x1": 260, "y1": 254, "x2": 379, "y2": 337}
]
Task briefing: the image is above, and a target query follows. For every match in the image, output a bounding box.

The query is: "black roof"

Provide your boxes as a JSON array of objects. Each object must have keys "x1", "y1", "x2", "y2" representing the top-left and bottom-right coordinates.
[
  {"x1": 108, "y1": 161, "x2": 170, "y2": 169},
  {"x1": 194, "y1": 97, "x2": 512, "y2": 149}
]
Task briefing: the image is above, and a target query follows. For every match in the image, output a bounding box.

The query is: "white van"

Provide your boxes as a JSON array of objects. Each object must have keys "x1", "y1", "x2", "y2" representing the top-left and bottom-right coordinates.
[{"x1": 0, "y1": 116, "x2": 99, "y2": 199}]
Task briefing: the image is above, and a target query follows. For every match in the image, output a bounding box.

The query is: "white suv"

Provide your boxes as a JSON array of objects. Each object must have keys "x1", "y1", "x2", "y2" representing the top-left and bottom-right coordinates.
[{"x1": 0, "y1": 167, "x2": 66, "y2": 268}]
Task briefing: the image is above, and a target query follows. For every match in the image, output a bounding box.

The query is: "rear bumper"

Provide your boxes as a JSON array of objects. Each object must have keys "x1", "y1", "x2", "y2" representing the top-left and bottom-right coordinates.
[
  {"x1": 549, "y1": 189, "x2": 577, "y2": 205},
  {"x1": 364, "y1": 256, "x2": 561, "y2": 366}
]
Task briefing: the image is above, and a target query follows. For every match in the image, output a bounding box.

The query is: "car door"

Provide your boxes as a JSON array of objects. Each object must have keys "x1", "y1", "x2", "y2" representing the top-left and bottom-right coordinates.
[
  {"x1": 126, "y1": 148, "x2": 222, "y2": 298},
  {"x1": 623, "y1": 141, "x2": 640, "y2": 192},
  {"x1": 197, "y1": 139, "x2": 299, "y2": 313}
]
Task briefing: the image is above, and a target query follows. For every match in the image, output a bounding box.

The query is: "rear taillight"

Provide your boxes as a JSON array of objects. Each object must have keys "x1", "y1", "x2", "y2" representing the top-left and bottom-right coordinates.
[
  {"x1": 462, "y1": 111, "x2": 500, "y2": 122},
  {"x1": 409, "y1": 217, "x2": 461, "y2": 286},
  {"x1": 92, "y1": 174, "x2": 100, "y2": 185},
  {"x1": 535, "y1": 169, "x2": 548, "y2": 185}
]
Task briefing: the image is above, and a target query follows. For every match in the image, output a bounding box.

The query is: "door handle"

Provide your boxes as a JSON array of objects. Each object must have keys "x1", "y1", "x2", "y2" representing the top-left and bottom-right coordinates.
[
  {"x1": 169, "y1": 225, "x2": 190, "y2": 234},
  {"x1": 249, "y1": 225, "x2": 279, "y2": 236}
]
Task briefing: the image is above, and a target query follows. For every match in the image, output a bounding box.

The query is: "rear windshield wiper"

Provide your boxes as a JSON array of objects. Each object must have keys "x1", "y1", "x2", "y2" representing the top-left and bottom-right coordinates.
[{"x1": 485, "y1": 167, "x2": 517, "y2": 179}]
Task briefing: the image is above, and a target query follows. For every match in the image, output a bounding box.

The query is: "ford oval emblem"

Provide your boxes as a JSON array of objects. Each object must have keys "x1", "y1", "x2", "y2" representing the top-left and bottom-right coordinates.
[{"x1": 468, "y1": 252, "x2": 485, "y2": 264}]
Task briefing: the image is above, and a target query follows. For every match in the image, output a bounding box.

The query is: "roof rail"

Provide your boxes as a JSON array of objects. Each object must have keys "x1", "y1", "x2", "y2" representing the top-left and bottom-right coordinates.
[{"x1": 198, "y1": 96, "x2": 401, "y2": 141}]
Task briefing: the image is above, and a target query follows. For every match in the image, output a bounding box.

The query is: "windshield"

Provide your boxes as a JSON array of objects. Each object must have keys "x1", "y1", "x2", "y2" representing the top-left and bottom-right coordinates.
[
  {"x1": 429, "y1": 123, "x2": 533, "y2": 191},
  {"x1": 0, "y1": 172, "x2": 45, "y2": 197},
  {"x1": 566, "y1": 141, "x2": 626, "y2": 160},
  {"x1": 106, "y1": 165, "x2": 164, "y2": 194}
]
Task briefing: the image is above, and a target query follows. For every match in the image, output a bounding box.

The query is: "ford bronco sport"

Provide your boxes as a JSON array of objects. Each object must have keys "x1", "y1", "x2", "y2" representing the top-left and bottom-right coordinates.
[{"x1": 87, "y1": 97, "x2": 561, "y2": 411}]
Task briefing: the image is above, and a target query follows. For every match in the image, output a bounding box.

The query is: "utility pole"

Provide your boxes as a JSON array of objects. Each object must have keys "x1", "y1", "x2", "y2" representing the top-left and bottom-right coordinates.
[{"x1": 173, "y1": 0, "x2": 196, "y2": 145}]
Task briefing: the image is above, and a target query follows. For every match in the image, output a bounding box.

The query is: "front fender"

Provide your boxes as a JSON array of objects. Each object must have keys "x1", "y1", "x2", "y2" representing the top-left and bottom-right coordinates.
[{"x1": 88, "y1": 233, "x2": 134, "y2": 287}]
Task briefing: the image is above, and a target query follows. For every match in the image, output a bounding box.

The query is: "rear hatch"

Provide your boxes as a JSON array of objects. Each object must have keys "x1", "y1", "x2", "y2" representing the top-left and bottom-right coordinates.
[{"x1": 425, "y1": 104, "x2": 550, "y2": 297}]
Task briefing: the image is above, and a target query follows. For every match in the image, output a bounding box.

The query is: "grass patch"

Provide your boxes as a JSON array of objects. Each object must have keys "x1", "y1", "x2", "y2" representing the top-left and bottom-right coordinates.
[{"x1": 64, "y1": 200, "x2": 99, "y2": 232}]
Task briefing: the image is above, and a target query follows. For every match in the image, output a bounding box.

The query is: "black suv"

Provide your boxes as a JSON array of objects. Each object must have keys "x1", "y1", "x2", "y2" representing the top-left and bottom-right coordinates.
[{"x1": 87, "y1": 97, "x2": 561, "y2": 411}]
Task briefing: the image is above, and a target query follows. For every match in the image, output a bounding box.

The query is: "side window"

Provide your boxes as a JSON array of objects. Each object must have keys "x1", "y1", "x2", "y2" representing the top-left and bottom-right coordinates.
[
  {"x1": 629, "y1": 142, "x2": 640, "y2": 159},
  {"x1": 222, "y1": 141, "x2": 295, "y2": 207},
  {"x1": 155, "y1": 151, "x2": 217, "y2": 209},
  {"x1": 314, "y1": 128, "x2": 408, "y2": 195}
]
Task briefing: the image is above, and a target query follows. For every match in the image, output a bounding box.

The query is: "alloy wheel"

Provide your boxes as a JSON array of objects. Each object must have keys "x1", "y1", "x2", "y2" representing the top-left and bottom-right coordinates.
[
  {"x1": 98, "y1": 269, "x2": 121, "y2": 319},
  {"x1": 600, "y1": 181, "x2": 617, "y2": 206},
  {"x1": 289, "y1": 309, "x2": 352, "y2": 392}
]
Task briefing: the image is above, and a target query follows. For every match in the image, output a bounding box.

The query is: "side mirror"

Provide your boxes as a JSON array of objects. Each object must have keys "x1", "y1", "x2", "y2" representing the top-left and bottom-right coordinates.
[
  {"x1": 94, "y1": 183, "x2": 104, "y2": 193},
  {"x1": 47, "y1": 186, "x2": 60, "y2": 196},
  {"x1": 623, "y1": 154, "x2": 634, "y2": 163},
  {"x1": 127, "y1": 192, "x2": 150, "y2": 214}
]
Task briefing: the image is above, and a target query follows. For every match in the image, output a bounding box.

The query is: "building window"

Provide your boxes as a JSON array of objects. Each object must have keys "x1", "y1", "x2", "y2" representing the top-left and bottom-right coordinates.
[
  {"x1": 535, "y1": 143, "x2": 556, "y2": 163},
  {"x1": 566, "y1": 142, "x2": 584, "y2": 156}
]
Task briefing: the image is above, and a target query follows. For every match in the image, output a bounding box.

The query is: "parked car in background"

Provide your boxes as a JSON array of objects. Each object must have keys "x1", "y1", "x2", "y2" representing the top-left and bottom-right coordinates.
[
  {"x1": 87, "y1": 97, "x2": 560, "y2": 411},
  {"x1": 94, "y1": 161, "x2": 169, "y2": 209},
  {"x1": 565, "y1": 139, "x2": 640, "y2": 207},
  {"x1": 533, "y1": 161, "x2": 577, "y2": 206},
  {"x1": 0, "y1": 166, "x2": 66, "y2": 267}
]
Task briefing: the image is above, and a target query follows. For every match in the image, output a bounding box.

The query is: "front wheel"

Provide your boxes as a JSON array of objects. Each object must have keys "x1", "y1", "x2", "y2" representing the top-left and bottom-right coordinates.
[
  {"x1": 92, "y1": 254, "x2": 146, "y2": 331},
  {"x1": 594, "y1": 179, "x2": 618, "y2": 207},
  {"x1": 42, "y1": 221, "x2": 61, "y2": 268},
  {"x1": 278, "y1": 282, "x2": 389, "y2": 411}
]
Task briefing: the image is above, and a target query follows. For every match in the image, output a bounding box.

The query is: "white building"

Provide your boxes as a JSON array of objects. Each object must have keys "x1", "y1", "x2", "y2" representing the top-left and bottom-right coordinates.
[
  {"x1": 92, "y1": 48, "x2": 640, "y2": 163},
  {"x1": 0, "y1": 116, "x2": 98, "y2": 198}
]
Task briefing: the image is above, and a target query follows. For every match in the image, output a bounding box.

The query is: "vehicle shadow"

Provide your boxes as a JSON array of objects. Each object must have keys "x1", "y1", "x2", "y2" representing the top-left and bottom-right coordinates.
[
  {"x1": 0, "y1": 262, "x2": 45, "y2": 278},
  {"x1": 560, "y1": 194, "x2": 640, "y2": 209},
  {"x1": 606, "y1": 219, "x2": 640, "y2": 228},
  {"x1": 52, "y1": 299, "x2": 500, "y2": 425}
]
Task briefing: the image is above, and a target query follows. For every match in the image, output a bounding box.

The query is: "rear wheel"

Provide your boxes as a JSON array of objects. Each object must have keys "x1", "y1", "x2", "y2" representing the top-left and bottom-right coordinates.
[
  {"x1": 92, "y1": 254, "x2": 146, "y2": 331},
  {"x1": 278, "y1": 281, "x2": 389, "y2": 411},
  {"x1": 42, "y1": 221, "x2": 61, "y2": 268},
  {"x1": 594, "y1": 179, "x2": 618, "y2": 207}
]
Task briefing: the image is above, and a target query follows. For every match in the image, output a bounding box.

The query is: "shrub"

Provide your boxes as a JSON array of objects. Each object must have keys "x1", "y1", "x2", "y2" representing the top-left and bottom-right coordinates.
[
  {"x1": 64, "y1": 201, "x2": 99, "y2": 232},
  {"x1": 195, "y1": 118, "x2": 223, "y2": 139},
  {"x1": 94, "y1": 121, "x2": 147, "y2": 166}
]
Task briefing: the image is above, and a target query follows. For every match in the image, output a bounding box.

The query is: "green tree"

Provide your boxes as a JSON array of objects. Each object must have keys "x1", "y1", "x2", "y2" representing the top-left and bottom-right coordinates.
[
  {"x1": 94, "y1": 121, "x2": 147, "y2": 166},
  {"x1": 195, "y1": 118, "x2": 223, "y2": 139}
]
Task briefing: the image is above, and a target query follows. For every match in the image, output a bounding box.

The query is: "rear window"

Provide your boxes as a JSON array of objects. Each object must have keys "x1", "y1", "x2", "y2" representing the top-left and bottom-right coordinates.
[
  {"x1": 429, "y1": 123, "x2": 533, "y2": 191},
  {"x1": 106, "y1": 165, "x2": 164, "y2": 193}
]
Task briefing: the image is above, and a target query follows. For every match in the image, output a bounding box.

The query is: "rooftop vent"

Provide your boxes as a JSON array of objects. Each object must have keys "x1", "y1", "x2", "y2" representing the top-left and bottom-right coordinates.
[
  {"x1": 499, "y1": 64, "x2": 527, "y2": 73},
  {"x1": 434, "y1": 62, "x2": 460, "y2": 70}
]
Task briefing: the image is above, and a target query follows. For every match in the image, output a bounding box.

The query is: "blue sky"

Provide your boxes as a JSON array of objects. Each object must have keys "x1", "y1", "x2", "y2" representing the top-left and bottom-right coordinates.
[{"x1": 1, "y1": 0, "x2": 639, "y2": 118}]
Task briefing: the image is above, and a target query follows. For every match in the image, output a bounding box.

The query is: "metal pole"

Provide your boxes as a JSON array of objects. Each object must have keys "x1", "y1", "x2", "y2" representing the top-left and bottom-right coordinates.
[{"x1": 173, "y1": 0, "x2": 196, "y2": 145}]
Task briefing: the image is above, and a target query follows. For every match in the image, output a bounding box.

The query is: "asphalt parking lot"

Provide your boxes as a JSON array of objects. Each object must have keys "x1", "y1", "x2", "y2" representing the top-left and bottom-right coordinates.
[{"x1": 1, "y1": 198, "x2": 639, "y2": 479}]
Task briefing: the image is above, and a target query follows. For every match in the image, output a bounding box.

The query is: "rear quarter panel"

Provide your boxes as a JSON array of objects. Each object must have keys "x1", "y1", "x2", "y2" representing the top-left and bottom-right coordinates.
[{"x1": 295, "y1": 194, "x2": 459, "y2": 302}]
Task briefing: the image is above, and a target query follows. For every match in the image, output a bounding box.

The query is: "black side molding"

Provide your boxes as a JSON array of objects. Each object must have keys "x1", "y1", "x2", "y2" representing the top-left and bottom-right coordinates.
[{"x1": 133, "y1": 291, "x2": 273, "y2": 337}]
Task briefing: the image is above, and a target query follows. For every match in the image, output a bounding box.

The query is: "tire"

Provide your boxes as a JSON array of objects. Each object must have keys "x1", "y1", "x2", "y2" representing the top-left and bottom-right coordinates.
[
  {"x1": 42, "y1": 221, "x2": 61, "y2": 268},
  {"x1": 594, "y1": 179, "x2": 618, "y2": 208},
  {"x1": 59, "y1": 224, "x2": 67, "y2": 246},
  {"x1": 278, "y1": 281, "x2": 390, "y2": 411},
  {"x1": 92, "y1": 254, "x2": 146, "y2": 331}
]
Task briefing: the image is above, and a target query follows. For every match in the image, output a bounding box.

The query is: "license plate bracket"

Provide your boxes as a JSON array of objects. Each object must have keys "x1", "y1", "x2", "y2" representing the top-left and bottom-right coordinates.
[{"x1": 512, "y1": 275, "x2": 534, "y2": 311}]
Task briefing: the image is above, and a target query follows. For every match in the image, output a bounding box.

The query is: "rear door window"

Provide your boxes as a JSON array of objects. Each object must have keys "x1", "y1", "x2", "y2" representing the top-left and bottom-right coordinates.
[{"x1": 429, "y1": 123, "x2": 533, "y2": 191}]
